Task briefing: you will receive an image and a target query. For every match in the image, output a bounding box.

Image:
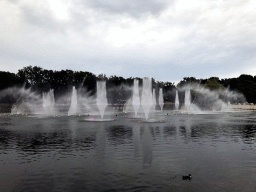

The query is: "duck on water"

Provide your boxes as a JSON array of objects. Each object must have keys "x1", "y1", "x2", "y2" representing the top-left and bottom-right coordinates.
[{"x1": 182, "y1": 174, "x2": 192, "y2": 180}]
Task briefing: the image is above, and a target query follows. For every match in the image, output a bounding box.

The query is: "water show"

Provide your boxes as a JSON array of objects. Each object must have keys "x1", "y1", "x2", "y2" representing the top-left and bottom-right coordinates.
[
  {"x1": 1, "y1": 68, "x2": 256, "y2": 191},
  {"x1": 1, "y1": 0, "x2": 256, "y2": 190}
]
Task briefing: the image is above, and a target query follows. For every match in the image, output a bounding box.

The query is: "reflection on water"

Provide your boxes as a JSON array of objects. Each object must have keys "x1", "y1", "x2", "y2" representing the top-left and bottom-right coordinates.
[
  {"x1": 142, "y1": 125, "x2": 153, "y2": 167},
  {"x1": 0, "y1": 112, "x2": 256, "y2": 191},
  {"x1": 107, "y1": 125, "x2": 133, "y2": 145}
]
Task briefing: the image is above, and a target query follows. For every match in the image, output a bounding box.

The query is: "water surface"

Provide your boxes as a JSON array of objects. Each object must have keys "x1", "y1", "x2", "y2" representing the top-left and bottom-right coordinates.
[{"x1": 1, "y1": 111, "x2": 256, "y2": 192}]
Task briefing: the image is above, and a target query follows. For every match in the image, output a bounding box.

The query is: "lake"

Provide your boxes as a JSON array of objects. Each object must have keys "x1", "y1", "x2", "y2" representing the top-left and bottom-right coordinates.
[{"x1": 1, "y1": 111, "x2": 256, "y2": 192}]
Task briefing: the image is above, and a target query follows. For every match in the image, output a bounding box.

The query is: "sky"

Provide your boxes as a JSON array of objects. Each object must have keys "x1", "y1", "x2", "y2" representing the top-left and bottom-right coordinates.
[{"x1": 1, "y1": 0, "x2": 256, "y2": 82}]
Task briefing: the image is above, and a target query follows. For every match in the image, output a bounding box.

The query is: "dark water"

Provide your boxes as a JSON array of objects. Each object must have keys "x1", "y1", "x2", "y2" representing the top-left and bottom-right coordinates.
[{"x1": 1, "y1": 111, "x2": 256, "y2": 192}]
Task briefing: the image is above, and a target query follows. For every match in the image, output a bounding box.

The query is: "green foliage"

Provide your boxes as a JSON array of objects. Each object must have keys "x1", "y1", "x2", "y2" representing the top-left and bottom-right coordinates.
[
  {"x1": 204, "y1": 77, "x2": 225, "y2": 90},
  {"x1": 97, "y1": 73, "x2": 107, "y2": 81},
  {"x1": 108, "y1": 75, "x2": 125, "y2": 86},
  {"x1": 177, "y1": 77, "x2": 201, "y2": 88},
  {"x1": 162, "y1": 81, "x2": 176, "y2": 102},
  {"x1": 0, "y1": 71, "x2": 21, "y2": 90},
  {"x1": 220, "y1": 74, "x2": 256, "y2": 103},
  {"x1": 1, "y1": 66, "x2": 256, "y2": 104},
  {"x1": 236, "y1": 75, "x2": 256, "y2": 103}
]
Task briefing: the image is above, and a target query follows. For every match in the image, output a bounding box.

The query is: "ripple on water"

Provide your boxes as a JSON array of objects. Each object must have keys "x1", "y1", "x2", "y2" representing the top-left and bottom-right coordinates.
[{"x1": 1, "y1": 112, "x2": 256, "y2": 191}]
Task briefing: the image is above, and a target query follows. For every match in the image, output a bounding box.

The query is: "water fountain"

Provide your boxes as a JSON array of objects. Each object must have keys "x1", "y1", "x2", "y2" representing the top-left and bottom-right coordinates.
[
  {"x1": 96, "y1": 81, "x2": 108, "y2": 119},
  {"x1": 213, "y1": 99, "x2": 228, "y2": 111},
  {"x1": 10, "y1": 87, "x2": 41, "y2": 114},
  {"x1": 175, "y1": 90, "x2": 179, "y2": 110},
  {"x1": 179, "y1": 84, "x2": 247, "y2": 113},
  {"x1": 11, "y1": 100, "x2": 31, "y2": 114},
  {"x1": 152, "y1": 88, "x2": 156, "y2": 110},
  {"x1": 179, "y1": 87, "x2": 201, "y2": 114},
  {"x1": 184, "y1": 88, "x2": 191, "y2": 111},
  {"x1": 5, "y1": 77, "x2": 247, "y2": 118},
  {"x1": 1, "y1": 84, "x2": 255, "y2": 192},
  {"x1": 132, "y1": 79, "x2": 140, "y2": 117},
  {"x1": 141, "y1": 77, "x2": 153, "y2": 120},
  {"x1": 42, "y1": 89, "x2": 55, "y2": 114},
  {"x1": 68, "y1": 86, "x2": 78, "y2": 116},
  {"x1": 159, "y1": 88, "x2": 164, "y2": 112}
]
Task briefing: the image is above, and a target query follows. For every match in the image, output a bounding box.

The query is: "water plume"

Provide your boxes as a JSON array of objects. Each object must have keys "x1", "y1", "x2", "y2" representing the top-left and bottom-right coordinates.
[
  {"x1": 68, "y1": 87, "x2": 77, "y2": 116},
  {"x1": 178, "y1": 83, "x2": 246, "y2": 113},
  {"x1": 175, "y1": 90, "x2": 179, "y2": 110},
  {"x1": 132, "y1": 79, "x2": 140, "y2": 117},
  {"x1": 141, "y1": 77, "x2": 153, "y2": 120},
  {"x1": 43, "y1": 89, "x2": 55, "y2": 114},
  {"x1": 96, "y1": 81, "x2": 108, "y2": 119},
  {"x1": 184, "y1": 89, "x2": 191, "y2": 111},
  {"x1": 152, "y1": 88, "x2": 156, "y2": 110},
  {"x1": 159, "y1": 88, "x2": 164, "y2": 112}
]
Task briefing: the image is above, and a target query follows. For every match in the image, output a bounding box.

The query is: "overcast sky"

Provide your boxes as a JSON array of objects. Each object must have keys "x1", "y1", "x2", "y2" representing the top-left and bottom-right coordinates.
[{"x1": 1, "y1": 0, "x2": 256, "y2": 82}]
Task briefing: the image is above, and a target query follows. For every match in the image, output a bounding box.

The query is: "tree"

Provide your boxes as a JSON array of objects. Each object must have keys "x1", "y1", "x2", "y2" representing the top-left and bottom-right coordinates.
[
  {"x1": 97, "y1": 73, "x2": 107, "y2": 81},
  {"x1": 177, "y1": 77, "x2": 201, "y2": 88},
  {"x1": 204, "y1": 77, "x2": 225, "y2": 90},
  {"x1": 162, "y1": 81, "x2": 176, "y2": 102},
  {"x1": 17, "y1": 65, "x2": 47, "y2": 92},
  {"x1": 0, "y1": 71, "x2": 21, "y2": 90}
]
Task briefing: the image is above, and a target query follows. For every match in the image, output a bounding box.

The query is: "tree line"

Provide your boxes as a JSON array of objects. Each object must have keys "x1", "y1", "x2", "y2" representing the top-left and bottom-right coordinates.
[{"x1": 0, "y1": 65, "x2": 255, "y2": 104}]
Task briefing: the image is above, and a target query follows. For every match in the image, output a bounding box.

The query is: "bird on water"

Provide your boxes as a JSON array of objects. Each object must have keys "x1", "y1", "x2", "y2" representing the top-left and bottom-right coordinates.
[{"x1": 182, "y1": 174, "x2": 192, "y2": 180}]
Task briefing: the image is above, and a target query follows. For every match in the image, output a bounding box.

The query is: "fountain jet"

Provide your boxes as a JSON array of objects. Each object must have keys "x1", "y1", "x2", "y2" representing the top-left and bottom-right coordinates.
[
  {"x1": 184, "y1": 89, "x2": 191, "y2": 111},
  {"x1": 43, "y1": 89, "x2": 55, "y2": 114},
  {"x1": 152, "y1": 88, "x2": 156, "y2": 110},
  {"x1": 175, "y1": 90, "x2": 179, "y2": 110},
  {"x1": 132, "y1": 79, "x2": 140, "y2": 117},
  {"x1": 68, "y1": 87, "x2": 78, "y2": 116},
  {"x1": 141, "y1": 77, "x2": 153, "y2": 120},
  {"x1": 159, "y1": 88, "x2": 164, "y2": 112},
  {"x1": 96, "y1": 81, "x2": 108, "y2": 119}
]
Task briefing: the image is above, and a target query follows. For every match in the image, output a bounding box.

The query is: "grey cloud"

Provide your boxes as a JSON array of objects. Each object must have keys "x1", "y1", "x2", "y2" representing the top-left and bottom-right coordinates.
[
  {"x1": 20, "y1": 5, "x2": 63, "y2": 31},
  {"x1": 84, "y1": 0, "x2": 171, "y2": 18},
  {"x1": 16, "y1": 0, "x2": 171, "y2": 32},
  {"x1": 6, "y1": 0, "x2": 20, "y2": 4},
  {"x1": 19, "y1": 3, "x2": 91, "y2": 33},
  {"x1": 1, "y1": 0, "x2": 255, "y2": 81}
]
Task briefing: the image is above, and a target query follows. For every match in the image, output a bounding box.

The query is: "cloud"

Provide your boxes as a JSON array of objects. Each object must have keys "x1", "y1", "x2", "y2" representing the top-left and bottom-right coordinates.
[
  {"x1": 0, "y1": 0, "x2": 256, "y2": 81},
  {"x1": 20, "y1": 4, "x2": 56, "y2": 28},
  {"x1": 84, "y1": 0, "x2": 170, "y2": 18}
]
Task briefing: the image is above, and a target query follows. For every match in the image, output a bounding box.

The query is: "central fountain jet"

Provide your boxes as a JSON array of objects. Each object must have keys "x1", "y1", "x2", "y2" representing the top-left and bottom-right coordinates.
[
  {"x1": 141, "y1": 77, "x2": 153, "y2": 120},
  {"x1": 43, "y1": 89, "x2": 55, "y2": 114},
  {"x1": 96, "y1": 81, "x2": 108, "y2": 119},
  {"x1": 68, "y1": 86, "x2": 78, "y2": 116},
  {"x1": 184, "y1": 89, "x2": 191, "y2": 111}
]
